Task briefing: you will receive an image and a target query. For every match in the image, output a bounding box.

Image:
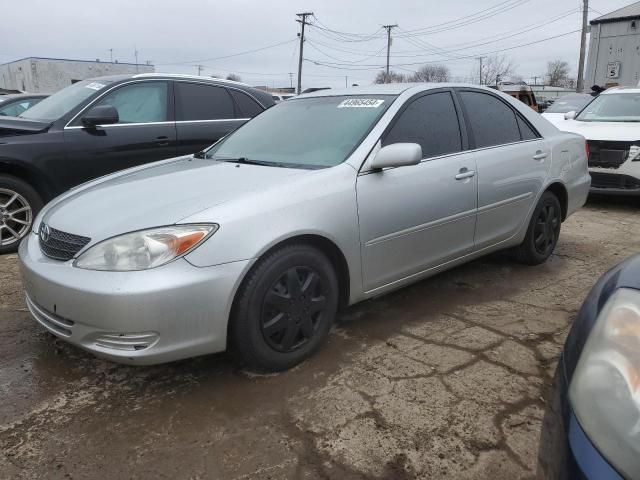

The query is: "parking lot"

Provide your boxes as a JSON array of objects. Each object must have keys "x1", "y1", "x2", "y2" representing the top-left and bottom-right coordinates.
[{"x1": 0, "y1": 195, "x2": 637, "y2": 479}]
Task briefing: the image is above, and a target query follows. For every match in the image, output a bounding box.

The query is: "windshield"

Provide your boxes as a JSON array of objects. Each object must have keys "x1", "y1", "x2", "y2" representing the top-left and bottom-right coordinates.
[
  {"x1": 576, "y1": 93, "x2": 640, "y2": 122},
  {"x1": 205, "y1": 95, "x2": 395, "y2": 168},
  {"x1": 19, "y1": 79, "x2": 113, "y2": 122},
  {"x1": 545, "y1": 94, "x2": 593, "y2": 114}
]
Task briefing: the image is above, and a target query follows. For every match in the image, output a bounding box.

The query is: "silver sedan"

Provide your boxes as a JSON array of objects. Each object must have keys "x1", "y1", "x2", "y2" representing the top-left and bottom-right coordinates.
[{"x1": 19, "y1": 84, "x2": 590, "y2": 371}]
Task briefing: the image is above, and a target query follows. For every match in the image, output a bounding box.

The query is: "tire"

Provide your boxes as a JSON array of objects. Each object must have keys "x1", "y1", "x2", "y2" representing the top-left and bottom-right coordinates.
[
  {"x1": 514, "y1": 191, "x2": 562, "y2": 266},
  {"x1": 230, "y1": 244, "x2": 339, "y2": 372},
  {"x1": 0, "y1": 175, "x2": 43, "y2": 254}
]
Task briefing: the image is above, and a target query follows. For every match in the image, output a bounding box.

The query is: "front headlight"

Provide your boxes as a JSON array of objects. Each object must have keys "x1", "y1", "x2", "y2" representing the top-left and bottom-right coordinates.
[
  {"x1": 74, "y1": 224, "x2": 218, "y2": 271},
  {"x1": 569, "y1": 288, "x2": 640, "y2": 479}
]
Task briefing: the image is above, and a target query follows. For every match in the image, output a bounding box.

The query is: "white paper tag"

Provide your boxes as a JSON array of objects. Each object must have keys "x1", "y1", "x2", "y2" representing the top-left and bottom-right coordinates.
[
  {"x1": 85, "y1": 82, "x2": 106, "y2": 91},
  {"x1": 337, "y1": 99, "x2": 384, "y2": 109}
]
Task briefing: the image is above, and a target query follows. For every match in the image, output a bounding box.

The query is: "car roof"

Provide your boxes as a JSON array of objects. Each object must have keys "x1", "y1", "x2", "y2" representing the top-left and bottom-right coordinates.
[
  {"x1": 83, "y1": 73, "x2": 254, "y2": 88},
  {"x1": 297, "y1": 83, "x2": 496, "y2": 98},
  {"x1": 82, "y1": 73, "x2": 275, "y2": 106}
]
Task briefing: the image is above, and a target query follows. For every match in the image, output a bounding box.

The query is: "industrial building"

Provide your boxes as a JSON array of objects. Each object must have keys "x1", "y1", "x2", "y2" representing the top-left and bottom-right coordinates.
[
  {"x1": 0, "y1": 57, "x2": 154, "y2": 93},
  {"x1": 586, "y1": 1, "x2": 640, "y2": 88}
]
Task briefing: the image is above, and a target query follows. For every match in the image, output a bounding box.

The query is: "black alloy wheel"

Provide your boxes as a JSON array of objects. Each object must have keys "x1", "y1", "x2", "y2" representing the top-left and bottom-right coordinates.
[
  {"x1": 261, "y1": 266, "x2": 328, "y2": 353},
  {"x1": 230, "y1": 244, "x2": 339, "y2": 372},
  {"x1": 533, "y1": 203, "x2": 560, "y2": 257},
  {"x1": 514, "y1": 191, "x2": 562, "y2": 266}
]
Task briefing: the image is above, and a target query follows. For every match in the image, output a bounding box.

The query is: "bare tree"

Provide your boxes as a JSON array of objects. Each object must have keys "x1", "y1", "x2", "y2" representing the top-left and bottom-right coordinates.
[
  {"x1": 226, "y1": 73, "x2": 242, "y2": 82},
  {"x1": 374, "y1": 70, "x2": 407, "y2": 84},
  {"x1": 409, "y1": 64, "x2": 450, "y2": 83},
  {"x1": 482, "y1": 54, "x2": 516, "y2": 85},
  {"x1": 546, "y1": 60, "x2": 570, "y2": 87}
]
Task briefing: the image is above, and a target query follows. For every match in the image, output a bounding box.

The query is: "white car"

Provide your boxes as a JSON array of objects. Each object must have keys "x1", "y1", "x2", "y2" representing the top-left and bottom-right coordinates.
[
  {"x1": 541, "y1": 93, "x2": 594, "y2": 128},
  {"x1": 555, "y1": 87, "x2": 640, "y2": 195}
]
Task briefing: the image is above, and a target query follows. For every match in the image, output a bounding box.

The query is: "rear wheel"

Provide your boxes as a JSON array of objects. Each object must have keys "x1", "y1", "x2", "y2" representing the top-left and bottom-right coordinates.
[
  {"x1": 0, "y1": 176, "x2": 42, "y2": 254},
  {"x1": 230, "y1": 244, "x2": 339, "y2": 372},
  {"x1": 514, "y1": 191, "x2": 561, "y2": 265}
]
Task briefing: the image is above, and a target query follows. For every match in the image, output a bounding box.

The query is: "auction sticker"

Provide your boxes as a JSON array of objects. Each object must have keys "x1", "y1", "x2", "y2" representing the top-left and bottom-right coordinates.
[
  {"x1": 85, "y1": 82, "x2": 106, "y2": 91},
  {"x1": 338, "y1": 99, "x2": 384, "y2": 108}
]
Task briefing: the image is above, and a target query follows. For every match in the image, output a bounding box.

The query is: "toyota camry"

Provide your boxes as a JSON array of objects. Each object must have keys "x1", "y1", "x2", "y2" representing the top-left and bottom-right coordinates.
[{"x1": 19, "y1": 84, "x2": 590, "y2": 371}]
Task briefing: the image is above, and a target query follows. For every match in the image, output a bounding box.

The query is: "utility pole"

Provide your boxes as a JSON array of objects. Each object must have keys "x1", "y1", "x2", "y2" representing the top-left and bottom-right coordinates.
[
  {"x1": 531, "y1": 76, "x2": 539, "y2": 85},
  {"x1": 134, "y1": 46, "x2": 139, "y2": 72},
  {"x1": 383, "y1": 24, "x2": 398, "y2": 82},
  {"x1": 345, "y1": 76, "x2": 348, "y2": 88},
  {"x1": 296, "y1": 12, "x2": 313, "y2": 94},
  {"x1": 197, "y1": 65, "x2": 203, "y2": 76},
  {"x1": 289, "y1": 72, "x2": 293, "y2": 89},
  {"x1": 109, "y1": 48, "x2": 113, "y2": 63},
  {"x1": 577, "y1": 0, "x2": 589, "y2": 92},
  {"x1": 477, "y1": 57, "x2": 485, "y2": 85}
]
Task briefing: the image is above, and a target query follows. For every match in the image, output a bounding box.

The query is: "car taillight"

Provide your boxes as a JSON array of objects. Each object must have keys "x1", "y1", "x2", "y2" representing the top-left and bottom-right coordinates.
[{"x1": 585, "y1": 141, "x2": 590, "y2": 159}]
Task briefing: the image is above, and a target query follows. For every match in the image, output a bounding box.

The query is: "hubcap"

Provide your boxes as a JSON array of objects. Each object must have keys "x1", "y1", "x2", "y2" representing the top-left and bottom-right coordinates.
[
  {"x1": 261, "y1": 266, "x2": 328, "y2": 353},
  {"x1": 533, "y1": 203, "x2": 559, "y2": 256},
  {"x1": 0, "y1": 188, "x2": 32, "y2": 247}
]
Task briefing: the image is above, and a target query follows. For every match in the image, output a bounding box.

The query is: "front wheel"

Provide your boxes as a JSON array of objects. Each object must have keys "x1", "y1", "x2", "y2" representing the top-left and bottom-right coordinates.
[
  {"x1": 230, "y1": 244, "x2": 339, "y2": 372},
  {"x1": 0, "y1": 176, "x2": 43, "y2": 254},
  {"x1": 514, "y1": 191, "x2": 562, "y2": 266}
]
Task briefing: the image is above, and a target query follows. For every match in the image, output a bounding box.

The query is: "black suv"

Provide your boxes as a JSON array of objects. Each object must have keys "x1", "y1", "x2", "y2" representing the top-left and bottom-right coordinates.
[{"x1": 0, "y1": 74, "x2": 274, "y2": 252}]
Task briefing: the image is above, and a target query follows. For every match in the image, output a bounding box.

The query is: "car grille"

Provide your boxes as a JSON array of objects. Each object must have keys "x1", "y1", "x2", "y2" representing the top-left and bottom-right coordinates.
[
  {"x1": 587, "y1": 141, "x2": 634, "y2": 169},
  {"x1": 590, "y1": 172, "x2": 640, "y2": 191},
  {"x1": 39, "y1": 224, "x2": 91, "y2": 261}
]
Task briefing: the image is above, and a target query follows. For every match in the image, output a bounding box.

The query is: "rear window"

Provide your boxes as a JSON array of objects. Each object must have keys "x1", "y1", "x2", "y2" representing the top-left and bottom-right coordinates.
[
  {"x1": 460, "y1": 91, "x2": 521, "y2": 148},
  {"x1": 175, "y1": 82, "x2": 235, "y2": 121}
]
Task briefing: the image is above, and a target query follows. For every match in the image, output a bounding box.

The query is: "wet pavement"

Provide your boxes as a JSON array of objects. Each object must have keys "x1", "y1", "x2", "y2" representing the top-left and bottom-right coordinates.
[{"x1": 1, "y1": 196, "x2": 639, "y2": 479}]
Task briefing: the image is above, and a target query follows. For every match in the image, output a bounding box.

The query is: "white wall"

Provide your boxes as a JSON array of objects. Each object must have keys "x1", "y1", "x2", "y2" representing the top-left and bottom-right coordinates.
[
  {"x1": 586, "y1": 20, "x2": 640, "y2": 88},
  {"x1": 0, "y1": 58, "x2": 154, "y2": 93}
]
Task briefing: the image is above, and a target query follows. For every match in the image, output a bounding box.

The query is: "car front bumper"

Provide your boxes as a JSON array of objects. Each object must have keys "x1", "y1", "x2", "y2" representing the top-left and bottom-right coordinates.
[{"x1": 18, "y1": 232, "x2": 252, "y2": 365}]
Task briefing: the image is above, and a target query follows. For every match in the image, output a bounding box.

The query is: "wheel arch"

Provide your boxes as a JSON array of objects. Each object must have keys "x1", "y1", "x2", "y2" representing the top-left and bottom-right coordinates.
[
  {"x1": 545, "y1": 181, "x2": 569, "y2": 221},
  {"x1": 0, "y1": 160, "x2": 52, "y2": 202},
  {"x1": 231, "y1": 233, "x2": 352, "y2": 316}
]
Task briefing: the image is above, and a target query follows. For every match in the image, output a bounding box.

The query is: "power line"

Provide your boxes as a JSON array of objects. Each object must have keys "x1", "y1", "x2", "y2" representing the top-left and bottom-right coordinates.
[
  {"x1": 307, "y1": 28, "x2": 582, "y2": 70},
  {"x1": 155, "y1": 38, "x2": 297, "y2": 66}
]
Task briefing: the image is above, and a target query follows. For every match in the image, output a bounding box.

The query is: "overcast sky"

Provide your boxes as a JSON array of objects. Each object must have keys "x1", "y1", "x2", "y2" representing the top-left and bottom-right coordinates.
[{"x1": 1, "y1": 0, "x2": 632, "y2": 89}]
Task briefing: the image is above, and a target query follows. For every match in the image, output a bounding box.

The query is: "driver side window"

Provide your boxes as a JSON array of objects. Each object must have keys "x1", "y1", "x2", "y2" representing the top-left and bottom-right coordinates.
[
  {"x1": 93, "y1": 82, "x2": 168, "y2": 124},
  {"x1": 383, "y1": 91, "x2": 463, "y2": 159}
]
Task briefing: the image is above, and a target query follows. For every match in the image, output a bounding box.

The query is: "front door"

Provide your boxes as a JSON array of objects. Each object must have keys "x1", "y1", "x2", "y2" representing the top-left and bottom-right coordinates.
[
  {"x1": 457, "y1": 89, "x2": 550, "y2": 249},
  {"x1": 356, "y1": 90, "x2": 478, "y2": 293},
  {"x1": 63, "y1": 80, "x2": 177, "y2": 190}
]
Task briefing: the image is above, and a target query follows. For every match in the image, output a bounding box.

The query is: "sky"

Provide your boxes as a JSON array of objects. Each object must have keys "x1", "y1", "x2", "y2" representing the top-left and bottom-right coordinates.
[{"x1": 1, "y1": 0, "x2": 633, "y2": 89}]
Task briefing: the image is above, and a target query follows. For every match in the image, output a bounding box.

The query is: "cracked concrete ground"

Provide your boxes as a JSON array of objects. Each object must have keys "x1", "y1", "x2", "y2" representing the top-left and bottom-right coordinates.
[{"x1": 1, "y1": 195, "x2": 639, "y2": 479}]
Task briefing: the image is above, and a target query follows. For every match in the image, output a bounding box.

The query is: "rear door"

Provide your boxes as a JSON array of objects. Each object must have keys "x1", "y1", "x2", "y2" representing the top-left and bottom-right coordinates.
[
  {"x1": 173, "y1": 82, "x2": 249, "y2": 155},
  {"x1": 63, "y1": 80, "x2": 177, "y2": 189},
  {"x1": 457, "y1": 89, "x2": 549, "y2": 249}
]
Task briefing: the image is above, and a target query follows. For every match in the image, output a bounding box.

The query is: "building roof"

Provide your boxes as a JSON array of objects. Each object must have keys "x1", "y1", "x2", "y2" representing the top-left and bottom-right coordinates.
[
  {"x1": 591, "y1": 1, "x2": 640, "y2": 25},
  {"x1": 0, "y1": 56, "x2": 151, "y2": 67}
]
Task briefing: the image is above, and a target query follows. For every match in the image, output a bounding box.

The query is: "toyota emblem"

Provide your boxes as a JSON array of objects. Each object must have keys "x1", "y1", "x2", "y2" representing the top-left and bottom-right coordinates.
[{"x1": 40, "y1": 224, "x2": 50, "y2": 243}]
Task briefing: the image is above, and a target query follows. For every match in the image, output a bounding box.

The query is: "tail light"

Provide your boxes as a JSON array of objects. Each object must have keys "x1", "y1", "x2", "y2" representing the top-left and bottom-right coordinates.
[{"x1": 585, "y1": 141, "x2": 590, "y2": 159}]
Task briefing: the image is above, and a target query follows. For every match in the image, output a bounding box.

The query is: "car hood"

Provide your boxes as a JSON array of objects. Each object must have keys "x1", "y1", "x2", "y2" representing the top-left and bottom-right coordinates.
[
  {"x1": 558, "y1": 120, "x2": 640, "y2": 141},
  {"x1": 0, "y1": 116, "x2": 51, "y2": 137},
  {"x1": 43, "y1": 156, "x2": 309, "y2": 243}
]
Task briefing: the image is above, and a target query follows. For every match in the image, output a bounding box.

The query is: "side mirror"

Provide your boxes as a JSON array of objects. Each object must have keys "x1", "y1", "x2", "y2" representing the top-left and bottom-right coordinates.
[
  {"x1": 81, "y1": 105, "x2": 119, "y2": 128},
  {"x1": 370, "y1": 143, "x2": 422, "y2": 170},
  {"x1": 564, "y1": 110, "x2": 576, "y2": 121}
]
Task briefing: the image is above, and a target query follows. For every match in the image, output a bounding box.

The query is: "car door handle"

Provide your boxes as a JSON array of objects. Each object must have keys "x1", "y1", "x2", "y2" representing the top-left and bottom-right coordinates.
[
  {"x1": 455, "y1": 168, "x2": 476, "y2": 180},
  {"x1": 155, "y1": 136, "x2": 170, "y2": 146},
  {"x1": 533, "y1": 151, "x2": 548, "y2": 161}
]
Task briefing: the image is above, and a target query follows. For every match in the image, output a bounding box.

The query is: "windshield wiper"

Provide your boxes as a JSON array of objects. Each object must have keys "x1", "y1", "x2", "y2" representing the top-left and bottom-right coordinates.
[{"x1": 212, "y1": 156, "x2": 282, "y2": 167}]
